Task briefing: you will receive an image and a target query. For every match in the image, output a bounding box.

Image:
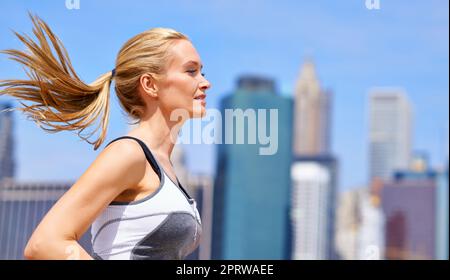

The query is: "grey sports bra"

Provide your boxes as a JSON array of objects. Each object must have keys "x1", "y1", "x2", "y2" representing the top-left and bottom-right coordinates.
[{"x1": 90, "y1": 136, "x2": 202, "y2": 260}]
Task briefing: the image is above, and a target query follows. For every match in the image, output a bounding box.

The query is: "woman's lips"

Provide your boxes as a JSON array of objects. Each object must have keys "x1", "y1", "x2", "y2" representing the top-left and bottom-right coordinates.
[
  {"x1": 194, "y1": 94, "x2": 206, "y2": 105},
  {"x1": 193, "y1": 94, "x2": 206, "y2": 100}
]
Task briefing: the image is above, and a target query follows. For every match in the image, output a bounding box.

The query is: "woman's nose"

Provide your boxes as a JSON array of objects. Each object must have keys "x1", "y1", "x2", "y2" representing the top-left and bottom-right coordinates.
[{"x1": 200, "y1": 78, "x2": 211, "y2": 90}]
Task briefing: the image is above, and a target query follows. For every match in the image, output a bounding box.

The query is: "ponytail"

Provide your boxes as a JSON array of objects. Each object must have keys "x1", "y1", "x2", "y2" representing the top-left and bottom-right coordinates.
[{"x1": 0, "y1": 14, "x2": 112, "y2": 150}]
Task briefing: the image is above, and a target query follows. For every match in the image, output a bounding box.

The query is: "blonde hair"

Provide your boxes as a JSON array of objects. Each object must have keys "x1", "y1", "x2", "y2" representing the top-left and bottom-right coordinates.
[{"x1": 0, "y1": 14, "x2": 189, "y2": 150}]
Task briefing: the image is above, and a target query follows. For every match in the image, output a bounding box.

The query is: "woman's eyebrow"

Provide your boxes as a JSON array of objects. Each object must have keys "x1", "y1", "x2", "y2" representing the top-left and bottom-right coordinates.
[{"x1": 183, "y1": 60, "x2": 203, "y2": 69}]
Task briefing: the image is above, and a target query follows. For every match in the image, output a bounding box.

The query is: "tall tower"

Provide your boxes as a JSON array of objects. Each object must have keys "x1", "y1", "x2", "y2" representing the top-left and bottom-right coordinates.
[
  {"x1": 293, "y1": 59, "x2": 331, "y2": 156},
  {"x1": 290, "y1": 59, "x2": 337, "y2": 260},
  {"x1": 381, "y1": 169, "x2": 437, "y2": 259},
  {"x1": 369, "y1": 89, "x2": 412, "y2": 181},
  {"x1": 290, "y1": 155, "x2": 338, "y2": 259},
  {"x1": 0, "y1": 103, "x2": 15, "y2": 181},
  {"x1": 212, "y1": 75, "x2": 293, "y2": 259},
  {"x1": 435, "y1": 167, "x2": 449, "y2": 260}
]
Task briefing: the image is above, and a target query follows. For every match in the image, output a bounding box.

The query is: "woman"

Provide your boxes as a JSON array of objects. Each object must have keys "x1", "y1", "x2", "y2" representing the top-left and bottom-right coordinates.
[{"x1": 0, "y1": 14, "x2": 211, "y2": 260}]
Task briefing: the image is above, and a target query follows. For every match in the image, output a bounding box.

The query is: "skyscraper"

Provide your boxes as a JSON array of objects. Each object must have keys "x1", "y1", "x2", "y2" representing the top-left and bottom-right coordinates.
[
  {"x1": 356, "y1": 181, "x2": 385, "y2": 260},
  {"x1": 0, "y1": 180, "x2": 92, "y2": 259},
  {"x1": 369, "y1": 89, "x2": 412, "y2": 181},
  {"x1": 335, "y1": 188, "x2": 360, "y2": 260},
  {"x1": 212, "y1": 75, "x2": 293, "y2": 259},
  {"x1": 290, "y1": 155, "x2": 338, "y2": 260},
  {"x1": 381, "y1": 163, "x2": 437, "y2": 260},
  {"x1": 0, "y1": 102, "x2": 15, "y2": 181},
  {"x1": 335, "y1": 185, "x2": 385, "y2": 260},
  {"x1": 293, "y1": 59, "x2": 331, "y2": 156},
  {"x1": 435, "y1": 167, "x2": 449, "y2": 260}
]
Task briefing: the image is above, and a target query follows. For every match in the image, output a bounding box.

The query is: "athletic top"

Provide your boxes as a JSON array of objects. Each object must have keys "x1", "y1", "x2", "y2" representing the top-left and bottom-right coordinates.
[{"x1": 90, "y1": 136, "x2": 202, "y2": 260}]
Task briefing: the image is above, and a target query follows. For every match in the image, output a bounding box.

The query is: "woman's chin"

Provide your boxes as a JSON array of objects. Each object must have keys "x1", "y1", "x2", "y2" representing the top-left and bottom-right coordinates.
[
  {"x1": 189, "y1": 102, "x2": 206, "y2": 118},
  {"x1": 191, "y1": 108, "x2": 206, "y2": 118}
]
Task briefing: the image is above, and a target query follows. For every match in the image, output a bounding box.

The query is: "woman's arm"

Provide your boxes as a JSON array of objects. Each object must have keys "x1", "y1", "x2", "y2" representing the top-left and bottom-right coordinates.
[{"x1": 23, "y1": 139, "x2": 147, "y2": 260}]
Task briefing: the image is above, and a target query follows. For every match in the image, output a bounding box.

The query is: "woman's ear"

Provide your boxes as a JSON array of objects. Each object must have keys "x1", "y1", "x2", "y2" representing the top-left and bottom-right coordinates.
[{"x1": 139, "y1": 73, "x2": 159, "y2": 98}]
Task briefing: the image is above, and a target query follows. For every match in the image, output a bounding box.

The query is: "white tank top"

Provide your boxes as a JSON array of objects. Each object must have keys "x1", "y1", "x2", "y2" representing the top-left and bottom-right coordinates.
[{"x1": 90, "y1": 136, "x2": 202, "y2": 260}]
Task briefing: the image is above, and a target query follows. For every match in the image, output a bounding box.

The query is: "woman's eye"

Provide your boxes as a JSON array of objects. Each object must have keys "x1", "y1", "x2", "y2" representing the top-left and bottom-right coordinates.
[{"x1": 187, "y1": 69, "x2": 206, "y2": 77}]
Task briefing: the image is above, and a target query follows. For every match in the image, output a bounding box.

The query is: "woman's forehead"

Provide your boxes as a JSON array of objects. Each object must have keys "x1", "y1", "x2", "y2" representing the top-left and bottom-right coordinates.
[{"x1": 168, "y1": 40, "x2": 201, "y2": 67}]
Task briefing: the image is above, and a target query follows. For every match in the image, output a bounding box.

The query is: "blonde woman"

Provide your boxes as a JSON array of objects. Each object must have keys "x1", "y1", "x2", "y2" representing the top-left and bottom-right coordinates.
[{"x1": 0, "y1": 14, "x2": 211, "y2": 260}]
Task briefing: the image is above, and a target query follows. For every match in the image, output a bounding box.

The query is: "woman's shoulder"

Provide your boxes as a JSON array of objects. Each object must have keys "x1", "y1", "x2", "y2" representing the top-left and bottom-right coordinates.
[{"x1": 101, "y1": 137, "x2": 147, "y2": 166}]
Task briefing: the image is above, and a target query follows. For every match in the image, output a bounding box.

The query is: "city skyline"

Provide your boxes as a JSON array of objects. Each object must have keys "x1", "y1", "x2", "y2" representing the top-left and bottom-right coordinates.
[
  {"x1": 1, "y1": 1, "x2": 448, "y2": 260},
  {"x1": 0, "y1": 0, "x2": 448, "y2": 192}
]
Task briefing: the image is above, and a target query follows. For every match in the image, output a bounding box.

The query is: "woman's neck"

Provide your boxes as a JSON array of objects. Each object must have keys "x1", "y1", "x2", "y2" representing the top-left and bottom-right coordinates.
[{"x1": 128, "y1": 107, "x2": 185, "y2": 161}]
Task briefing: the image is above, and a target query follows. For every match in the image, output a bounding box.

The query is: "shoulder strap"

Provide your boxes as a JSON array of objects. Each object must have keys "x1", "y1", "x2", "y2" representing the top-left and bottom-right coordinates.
[
  {"x1": 176, "y1": 177, "x2": 192, "y2": 200},
  {"x1": 104, "y1": 136, "x2": 162, "y2": 179}
]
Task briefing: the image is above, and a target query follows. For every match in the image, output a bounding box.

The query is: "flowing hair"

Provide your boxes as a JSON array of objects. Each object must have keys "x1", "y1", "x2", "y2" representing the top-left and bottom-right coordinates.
[{"x1": 0, "y1": 13, "x2": 189, "y2": 150}]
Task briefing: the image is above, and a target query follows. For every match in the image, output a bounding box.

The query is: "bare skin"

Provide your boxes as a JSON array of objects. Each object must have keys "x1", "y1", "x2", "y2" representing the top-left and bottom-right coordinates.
[{"x1": 23, "y1": 39, "x2": 211, "y2": 260}]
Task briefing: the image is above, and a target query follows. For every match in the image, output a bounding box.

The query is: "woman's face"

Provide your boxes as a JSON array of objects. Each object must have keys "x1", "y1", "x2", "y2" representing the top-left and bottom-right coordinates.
[{"x1": 156, "y1": 39, "x2": 211, "y2": 119}]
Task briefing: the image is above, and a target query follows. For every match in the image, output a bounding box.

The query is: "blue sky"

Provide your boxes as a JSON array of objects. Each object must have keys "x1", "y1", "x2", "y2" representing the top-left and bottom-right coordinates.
[{"x1": 0, "y1": 0, "x2": 448, "y2": 192}]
